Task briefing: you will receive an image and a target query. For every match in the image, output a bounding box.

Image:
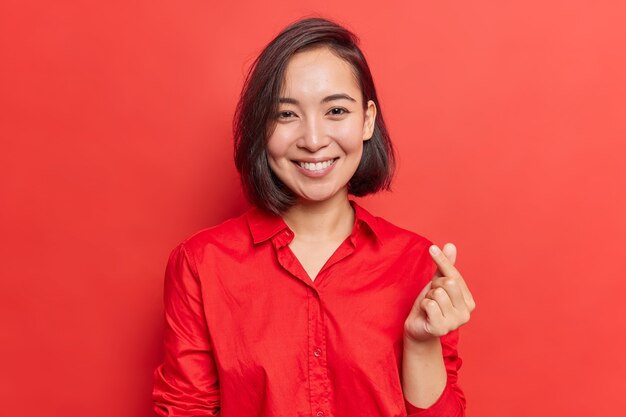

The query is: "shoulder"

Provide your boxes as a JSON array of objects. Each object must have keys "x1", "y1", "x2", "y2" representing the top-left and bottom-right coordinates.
[
  {"x1": 174, "y1": 210, "x2": 252, "y2": 260},
  {"x1": 373, "y1": 216, "x2": 434, "y2": 263},
  {"x1": 355, "y1": 202, "x2": 432, "y2": 253},
  {"x1": 356, "y1": 204, "x2": 437, "y2": 278}
]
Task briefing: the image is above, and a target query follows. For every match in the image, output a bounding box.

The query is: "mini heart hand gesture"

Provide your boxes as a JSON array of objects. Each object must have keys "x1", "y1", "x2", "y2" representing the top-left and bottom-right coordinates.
[{"x1": 404, "y1": 243, "x2": 476, "y2": 343}]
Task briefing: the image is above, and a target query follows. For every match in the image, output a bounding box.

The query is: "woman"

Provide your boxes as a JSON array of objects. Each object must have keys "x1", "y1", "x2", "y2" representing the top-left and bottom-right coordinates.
[{"x1": 153, "y1": 17, "x2": 475, "y2": 417}]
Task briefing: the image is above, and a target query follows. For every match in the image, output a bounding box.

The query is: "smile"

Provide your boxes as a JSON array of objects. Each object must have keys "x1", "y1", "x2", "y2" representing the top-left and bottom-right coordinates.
[{"x1": 297, "y1": 158, "x2": 337, "y2": 172}]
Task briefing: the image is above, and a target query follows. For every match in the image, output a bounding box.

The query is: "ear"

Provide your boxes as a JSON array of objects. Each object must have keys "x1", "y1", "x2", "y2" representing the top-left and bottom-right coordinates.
[{"x1": 362, "y1": 100, "x2": 377, "y2": 141}]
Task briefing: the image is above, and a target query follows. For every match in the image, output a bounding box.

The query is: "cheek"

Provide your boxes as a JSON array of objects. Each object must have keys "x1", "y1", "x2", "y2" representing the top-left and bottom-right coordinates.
[
  {"x1": 333, "y1": 121, "x2": 367, "y2": 151},
  {"x1": 266, "y1": 131, "x2": 291, "y2": 160}
]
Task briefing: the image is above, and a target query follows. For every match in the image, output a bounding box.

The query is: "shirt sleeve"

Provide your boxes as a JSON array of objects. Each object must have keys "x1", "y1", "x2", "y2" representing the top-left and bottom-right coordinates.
[
  {"x1": 404, "y1": 330, "x2": 466, "y2": 417},
  {"x1": 152, "y1": 243, "x2": 220, "y2": 416}
]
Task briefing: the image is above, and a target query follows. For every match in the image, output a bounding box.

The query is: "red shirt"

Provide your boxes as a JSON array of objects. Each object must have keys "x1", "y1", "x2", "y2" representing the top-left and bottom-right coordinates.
[{"x1": 152, "y1": 202, "x2": 466, "y2": 416}]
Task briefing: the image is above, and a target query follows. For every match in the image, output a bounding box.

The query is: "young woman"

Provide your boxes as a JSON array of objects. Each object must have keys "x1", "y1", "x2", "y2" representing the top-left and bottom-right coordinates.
[{"x1": 153, "y1": 17, "x2": 475, "y2": 417}]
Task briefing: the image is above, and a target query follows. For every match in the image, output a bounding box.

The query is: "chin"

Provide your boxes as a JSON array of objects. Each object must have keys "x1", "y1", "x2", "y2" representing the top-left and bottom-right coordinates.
[{"x1": 296, "y1": 187, "x2": 347, "y2": 204}]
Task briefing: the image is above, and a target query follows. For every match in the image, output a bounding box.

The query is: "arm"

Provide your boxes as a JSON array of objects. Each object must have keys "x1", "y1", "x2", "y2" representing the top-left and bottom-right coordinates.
[
  {"x1": 152, "y1": 244, "x2": 220, "y2": 416},
  {"x1": 402, "y1": 243, "x2": 475, "y2": 416},
  {"x1": 402, "y1": 331, "x2": 465, "y2": 416}
]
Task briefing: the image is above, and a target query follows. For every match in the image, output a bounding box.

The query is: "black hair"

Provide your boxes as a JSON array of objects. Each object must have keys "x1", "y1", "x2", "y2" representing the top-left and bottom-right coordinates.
[{"x1": 233, "y1": 17, "x2": 395, "y2": 214}]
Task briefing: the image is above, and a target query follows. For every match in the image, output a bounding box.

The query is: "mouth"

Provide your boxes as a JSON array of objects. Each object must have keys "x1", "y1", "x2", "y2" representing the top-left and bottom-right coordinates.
[{"x1": 294, "y1": 158, "x2": 338, "y2": 172}]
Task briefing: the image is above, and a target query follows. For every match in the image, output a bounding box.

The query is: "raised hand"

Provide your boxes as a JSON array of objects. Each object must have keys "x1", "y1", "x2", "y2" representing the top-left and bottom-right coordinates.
[{"x1": 404, "y1": 243, "x2": 476, "y2": 343}]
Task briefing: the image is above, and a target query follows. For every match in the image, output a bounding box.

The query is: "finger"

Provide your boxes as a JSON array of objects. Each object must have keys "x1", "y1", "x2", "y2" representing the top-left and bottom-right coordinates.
[
  {"x1": 432, "y1": 274, "x2": 475, "y2": 311},
  {"x1": 430, "y1": 243, "x2": 476, "y2": 311},
  {"x1": 433, "y1": 243, "x2": 457, "y2": 278},
  {"x1": 420, "y1": 297, "x2": 446, "y2": 335},
  {"x1": 442, "y1": 243, "x2": 457, "y2": 265},
  {"x1": 458, "y1": 279, "x2": 476, "y2": 311},
  {"x1": 430, "y1": 277, "x2": 467, "y2": 311},
  {"x1": 430, "y1": 244, "x2": 461, "y2": 279},
  {"x1": 426, "y1": 287, "x2": 455, "y2": 319},
  {"x1": 464, "y1": 287, "x2": 476, "y2": 312},
  {"x1": 407, "y1": 280, "x2": 432, "y2": 319}
]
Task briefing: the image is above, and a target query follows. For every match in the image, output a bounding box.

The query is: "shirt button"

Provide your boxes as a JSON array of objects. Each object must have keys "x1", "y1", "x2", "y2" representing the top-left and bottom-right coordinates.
[
  {"x1": 316, "y1": 412, "x2": 324, "y2": 417},
  {"x1": 313, "y1": 348, "x2": 322, "y2": 357}
]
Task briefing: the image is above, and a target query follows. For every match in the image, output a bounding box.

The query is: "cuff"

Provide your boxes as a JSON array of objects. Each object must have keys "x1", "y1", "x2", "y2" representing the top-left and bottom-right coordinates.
[{"x1": 405, "y1": 384, "x2": 463, "y2": 417}]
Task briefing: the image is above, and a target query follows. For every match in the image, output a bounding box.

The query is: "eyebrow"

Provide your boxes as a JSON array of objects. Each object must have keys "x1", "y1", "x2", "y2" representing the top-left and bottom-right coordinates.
[{"x1": 278, "y1": 93, "x2": 357, "y2": 104}]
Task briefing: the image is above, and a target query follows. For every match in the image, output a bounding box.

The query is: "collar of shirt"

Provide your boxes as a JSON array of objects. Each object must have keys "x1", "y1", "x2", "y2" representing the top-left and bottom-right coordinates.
[{"x1": 245, "y1": 200, "x2": 382, "y2": 248}]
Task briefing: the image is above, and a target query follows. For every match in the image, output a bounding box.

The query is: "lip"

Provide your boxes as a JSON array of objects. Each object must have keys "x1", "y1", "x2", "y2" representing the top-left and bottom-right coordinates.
[
  {"x1": 292, "y1": 157, "x2": 338, "y2": 178},
  {"x1": 293, "y1": 157, "x2": 337, "y2": 163}
]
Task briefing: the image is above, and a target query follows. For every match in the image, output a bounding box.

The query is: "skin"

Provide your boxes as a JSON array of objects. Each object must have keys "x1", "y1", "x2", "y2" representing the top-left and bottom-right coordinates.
[
  {"x1": 403, "y1": 243, "x2": 476, "y2": 407},
  {"x1": 265, "y1": 45, "x2": 476, "y2": 409},
  {"x1": 266, "y1": 46, "x2": 376, "y2": 209},
  {"x1": 266, "y1": 46, "x2": 376, "y2": 279}
]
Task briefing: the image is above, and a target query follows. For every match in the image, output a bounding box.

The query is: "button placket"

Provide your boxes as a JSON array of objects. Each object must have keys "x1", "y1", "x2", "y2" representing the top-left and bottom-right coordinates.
[{"x1": 307, "y1": 288, "x2": 331, "y2": 417}]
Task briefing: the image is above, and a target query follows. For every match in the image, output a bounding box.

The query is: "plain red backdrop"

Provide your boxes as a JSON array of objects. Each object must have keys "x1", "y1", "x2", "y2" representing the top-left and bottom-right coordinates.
[{"x1": 1, "y1": 1, "x2": 625, "y2": 416}]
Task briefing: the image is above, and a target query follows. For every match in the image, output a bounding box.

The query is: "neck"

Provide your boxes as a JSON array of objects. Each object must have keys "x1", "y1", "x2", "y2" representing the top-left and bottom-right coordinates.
[{"x1": 281, "y1": 191, "x2": 354, "y2": 242}]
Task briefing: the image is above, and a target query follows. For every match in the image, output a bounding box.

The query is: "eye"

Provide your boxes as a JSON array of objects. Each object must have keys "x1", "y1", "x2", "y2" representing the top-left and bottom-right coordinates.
[
  {"x1": 277, "y1": 110, "x2": 296, "y2": 120},
  {"x1": 328, "y1": 107, "x2": 349, "y2": 117}
]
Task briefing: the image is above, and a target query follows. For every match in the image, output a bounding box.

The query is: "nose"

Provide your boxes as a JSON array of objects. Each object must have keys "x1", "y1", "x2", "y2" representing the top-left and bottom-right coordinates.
[{"x1": 297, "y1": 118, "x2": 330, "y2": 152}]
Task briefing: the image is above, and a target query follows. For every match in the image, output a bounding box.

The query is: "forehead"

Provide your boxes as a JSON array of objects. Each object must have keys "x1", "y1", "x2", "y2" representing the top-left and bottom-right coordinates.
[{"x1": 280, "y1": 46, "x2": 361, "y2": 99}]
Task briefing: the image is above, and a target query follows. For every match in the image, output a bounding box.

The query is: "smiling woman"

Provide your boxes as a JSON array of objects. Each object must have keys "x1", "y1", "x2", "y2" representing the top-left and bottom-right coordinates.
[
  {"x1": 233, "y1": 18, "x2": 395, "y2": 215},
  {"x1": 266, "y1": 46, "x2": 377, "y2": 206},
  {"x1": 152, "y1": 17, "x2": 475, "y2": 417}
]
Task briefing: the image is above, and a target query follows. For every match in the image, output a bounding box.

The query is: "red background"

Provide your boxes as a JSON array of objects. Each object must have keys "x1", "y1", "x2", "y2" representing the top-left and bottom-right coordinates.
[{"x1": 1, "y1": 1, "x2": 625, "y2": 416}]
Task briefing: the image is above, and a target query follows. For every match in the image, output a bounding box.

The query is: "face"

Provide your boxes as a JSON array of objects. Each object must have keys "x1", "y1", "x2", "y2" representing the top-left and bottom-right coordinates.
[{"x1": 266, "y1": 46, "x2": 376, "y2": 205}]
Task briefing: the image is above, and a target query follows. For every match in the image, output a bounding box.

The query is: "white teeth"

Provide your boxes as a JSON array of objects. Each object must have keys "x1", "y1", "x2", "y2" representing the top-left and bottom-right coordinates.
[{"x1": 299, "y1": 159, "x2": 334, "y2": 171}]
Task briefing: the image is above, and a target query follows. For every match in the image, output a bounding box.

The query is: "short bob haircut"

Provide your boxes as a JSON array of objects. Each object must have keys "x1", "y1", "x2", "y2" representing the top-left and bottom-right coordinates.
[{"x1": 233, "y1": 17, "x2": 395, "y2": 214}]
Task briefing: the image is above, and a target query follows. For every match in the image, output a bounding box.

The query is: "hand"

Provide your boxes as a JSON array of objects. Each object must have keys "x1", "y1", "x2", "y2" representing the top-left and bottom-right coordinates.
[{"x1": 404, "y1": 243, "x2": 476, "y2": 344}]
